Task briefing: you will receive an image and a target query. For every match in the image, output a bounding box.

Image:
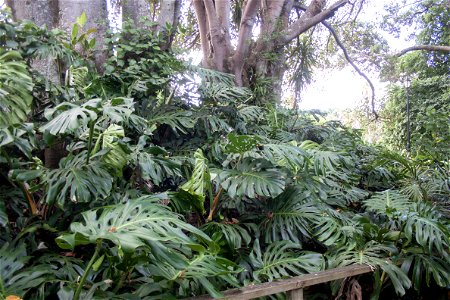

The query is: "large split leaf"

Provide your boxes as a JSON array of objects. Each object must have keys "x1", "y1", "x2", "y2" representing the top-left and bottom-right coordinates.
[
  {"x1": 56, "y1": 196, "x2": 212, "y2": 252},
  {"x1": 141, "y1": 252, "x2": 240, "y2": 298},
  {"x1": 216, "y1": 159, "x2": 285, "y2": 199},
  {"x1": 201, "y1": 222, "x2": 252, "y2": 250},
  {"x1": 0, "y1": 243, "x2": 53, "y2": 298},
  {"x1": 181, "y1": 149, "x2": 211, "y2": 212},
  {"x1": 0, "y1": 123, "x2": 36, "y2": 158},
  {"x1": 330, "y1": 240, "x2": 411, "y2": 296},
  {"x1": 44, "y1": 151, "x2": 113, "y2": 206},
  {"x1": 260, "y1": 143, "x2": 307, "y2": 170},
  {"x1": 250, "y1": 240, "x2": 324, "y2": 282},
  {"x1": 137, "y1": 147, "x2": 182, "y2": 186},
  {"x1": 92, "y1": 124, "x2": 129, "y2": 175},
  {"x1": 363, "y1": 190, "x2": 411, "y2": 216},
  {"x1": 0, "y1": 51, "x2": 33, "y2": 128},
  {"x1": 404, "y1": 202, "x2": 450, "y2": 254},
  {"x1": 225, "y1": 133, "x2": 263, "y2": 154},
  {"x1": 40, "y1": 99, "x2": 101, "y2": 135},
  {"x1": 148, "y1": 110, "x2": 197, "y2": 134},
  {"x1": 261, "y1": 187, "x2": 319, "y2": 244}
]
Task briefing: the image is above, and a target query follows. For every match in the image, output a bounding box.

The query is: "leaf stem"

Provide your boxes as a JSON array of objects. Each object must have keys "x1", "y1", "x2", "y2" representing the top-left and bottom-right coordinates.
[
  {"x1": 73, "y1": 239, "x2": 102, "y2": 300},
  {"x1": 86, "y1": 121, "x2": 96, "y2": 165},
  {"x1": 207, "y1": 187, "x2": 223, "y2": 221}
]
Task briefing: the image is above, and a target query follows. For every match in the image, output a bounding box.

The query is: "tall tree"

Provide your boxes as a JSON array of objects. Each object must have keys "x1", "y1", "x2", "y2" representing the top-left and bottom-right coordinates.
[{"x1": 191, "y1": 0, "x2": 352, "y2": 103}]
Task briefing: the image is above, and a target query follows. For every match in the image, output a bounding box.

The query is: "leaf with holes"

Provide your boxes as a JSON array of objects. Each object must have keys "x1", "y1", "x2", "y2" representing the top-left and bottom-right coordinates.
[
  {"x1": 0, "y1": 51, "x2": 33, "y2": 128},
  {"x1": 250, "y1": 240, "x2": 324, "y2": 282},
  {"x1": 181, "y1": 149, "x2": 210, "y2": 213},
  {"x1": 56, "y1": 196, "x2": 212, "y2": 252},
  {"x1": 40, "y1": 99, "x2": 101, "y2": 135},
  {"x1": 44, "y1": 151, "x2": 113, "y2": 206}
]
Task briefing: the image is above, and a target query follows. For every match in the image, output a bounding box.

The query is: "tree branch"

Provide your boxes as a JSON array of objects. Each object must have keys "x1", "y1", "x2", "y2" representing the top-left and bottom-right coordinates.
[
  {"x1": 233, "y1": 0, "x2": 260, "y2": 86},
  {"x1": 192, "y1": 0, "x2": 210, "y2": 66},
  {"x1": 395, "y1": 45, "x2": 450, "y2": 57},
  {"x1": 322, "y1": 21, "x2": 379, "y2": 119},
  {"x1": 203, "y1": 0, "x2": 227, "y2": 71},
  {"x1": 283, "y1": 0, "x2": 349, "y2": 44}
]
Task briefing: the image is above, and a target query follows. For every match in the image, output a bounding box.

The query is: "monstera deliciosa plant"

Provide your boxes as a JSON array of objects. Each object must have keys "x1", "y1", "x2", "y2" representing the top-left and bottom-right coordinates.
[{"x1": 0, "y1": 9, "x2": 449, "y2": 300}]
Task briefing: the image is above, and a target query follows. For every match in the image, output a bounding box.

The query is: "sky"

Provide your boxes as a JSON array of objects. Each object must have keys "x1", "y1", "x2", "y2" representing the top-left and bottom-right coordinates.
[{"x1": 298, "y1": 0, "x2": 414, "y2": 111}]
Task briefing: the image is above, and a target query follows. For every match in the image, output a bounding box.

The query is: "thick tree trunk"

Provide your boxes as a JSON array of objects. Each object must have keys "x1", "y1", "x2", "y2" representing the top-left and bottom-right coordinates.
[
  {"x1": 6, "y1": 0, "x2": 61, "y2": 83},
  {"x1": 58, "y1": 0, "x2": 108, "y2": 72},
  {"x1": 192, "y1": 0, "x2": 349, "y2": 105},
  {"x1": 122, "y1": 0, "x2": 152, "y2": 27},
  {"x1": 6, "y1": 0, "x2": 59, "y2": 27},
  {"x1": 122, "y1": 0, "x2": 181, "y2": 50}
]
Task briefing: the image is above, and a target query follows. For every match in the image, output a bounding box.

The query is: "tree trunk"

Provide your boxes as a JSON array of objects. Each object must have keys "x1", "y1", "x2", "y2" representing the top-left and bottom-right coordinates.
[
  {"x1": 6, "y1": 0, "x2": 61, "y2": 83},
  {"x1": 192, "y1": 0, "x2": 349, "y2": 105},
  {"x1": 122, "y1": 0, "x2": 181, "y2": 50},
  {"x1": 58, "y1": 0, "x2": 108, "y2": 72},
  {"x1": 122, "y1": 0, "x2": 152, "y2": 28}
]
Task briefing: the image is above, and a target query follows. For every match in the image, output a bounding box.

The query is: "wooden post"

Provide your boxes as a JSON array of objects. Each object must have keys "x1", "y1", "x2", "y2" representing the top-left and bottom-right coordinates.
[{"x1": 287, "y1": 288, "x2": 304, "y2": 300}]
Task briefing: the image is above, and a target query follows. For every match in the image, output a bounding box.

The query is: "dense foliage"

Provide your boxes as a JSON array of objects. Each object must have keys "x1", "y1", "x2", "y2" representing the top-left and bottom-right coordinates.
[
  {"x1": 0, "y1": 9, "x2": 449, "y2": 300},
  {"x1": 381, "y1": 0, "x2": 449, "y2": 160}
]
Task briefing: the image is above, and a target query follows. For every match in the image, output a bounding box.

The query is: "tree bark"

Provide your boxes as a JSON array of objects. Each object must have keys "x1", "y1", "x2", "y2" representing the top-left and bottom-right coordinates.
[
  {"x1": 6, "y1": 0, "x2": 61, "y2": 83},
  {"x1": 156, "y1": 0, "x2": 182, "y2": 50},
  {"x1": 233, "y1": 0, "x2": 260, "y2": 86},
  {"x1": 6, "y1": 0, "x2": 59, "y2": 27},
  {"x1": 58, "y1": 0, "x2": 108, "y2": 72},
  {"x1": 122, "y1": 0, "x2": 181, "y2": 50},
  {"x1": 122, "y1": 0, "x2": 152, "y2": 28}
]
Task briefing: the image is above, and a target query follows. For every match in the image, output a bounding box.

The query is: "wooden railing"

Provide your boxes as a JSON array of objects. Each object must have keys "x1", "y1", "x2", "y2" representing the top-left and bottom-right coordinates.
[{"x1": 187, "y1": 264, "x2": 374, "y2": 300}]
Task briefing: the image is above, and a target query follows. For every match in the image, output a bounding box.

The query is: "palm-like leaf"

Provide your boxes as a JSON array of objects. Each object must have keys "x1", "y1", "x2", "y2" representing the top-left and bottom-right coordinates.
[
  {"x1": 261, "y1": 187, "x2": 319, "y2": 244},
  {"x1": 181, "y1": 149, "x2": 211, "y2": 212},
  {"x1": 250, "y1": 240, "x2": 324, "y2": 282},
  {"x1": 40, "y1": 99, "x2": 100, "y2": 135},
  {"x1": 137, "y1": 151, "x2": 182, "y2": 186},
  {"x1": 237, "y1": 105, "x2": 265, "y2": 123},
  {"x1": 0, "y1": 243, "x2": 53, "y2": 298},
  {"x1": 0, "y1": 123, "x2": 36, "y2": 158},
  {"x1": 44, "y1": 151, "x2": 113, "y2": 206},
  {"x1": 148, "y1": 110, "x2": 197, "y2": 134},
  {"x1": 139, "y1": 252, "x2": 240, "y2": 298},
  {"x1": 401, "y1": 250, "x2": 450, "y2": 289},
  {"x1": 363, "y1": 190, "x2": 411, "y2": 216},
  {"x1": 314, "y1": 210, "x2": 360, "y2": 247},
  {"x1": 404, "y1": 202, "x2": 450, "y2": 254},
  {"x1": 225, "y1": 133, "x2": 263, "y2": 154},
  {"x1": 56, "y1": 196, "x2": 212, "y2": 252},
  {"x1": 201, "y1": 222, "x2": 252, "y2": 250},
  {"x1": 92, "y1": 124, "x2": 128, "y2": 174},
  {"x1": 216, "y1": 159, "x2": 285, "y2": 199},
  {"x1": 260, "y1": 143, "x2": 307, "y2": 171},
  {"x1": 330, "y1": 240, "x2": 411, "y2": 296},
  {"x1": 0, "y1": 51, "x2": 33, "y2": 128}
]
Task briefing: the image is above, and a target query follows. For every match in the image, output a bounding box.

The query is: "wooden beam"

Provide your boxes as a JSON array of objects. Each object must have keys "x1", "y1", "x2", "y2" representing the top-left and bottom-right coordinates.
[
  {"x1": 186, "y1": 264, "x2": 373, "y2": 300},
  {"x1": 287, "y1": 288, "x2": 304, "y2": 300}
]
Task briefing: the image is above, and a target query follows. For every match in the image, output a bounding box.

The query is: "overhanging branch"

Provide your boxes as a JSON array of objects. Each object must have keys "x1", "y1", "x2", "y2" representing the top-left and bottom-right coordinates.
[
  {"x1": 395, "y1": 45, "x2": 450, "y2": 57},
  {"x1": 283, "y1": 0, "x2": 349, "y2": 44},
  {"x1": 322, "y1": 21, "x2": 379, "y2": 119}
]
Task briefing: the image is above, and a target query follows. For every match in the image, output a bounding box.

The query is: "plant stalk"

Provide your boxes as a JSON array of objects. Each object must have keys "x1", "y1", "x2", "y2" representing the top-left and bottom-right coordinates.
[
  {"x1": 86, "y1": 121, "x2": 96, "y2": 165},
  {"x1": 207, "y1": 187, "x2": 223, "y2": 221},
  {"x1": 73, "y1": 239, "x2": 102, "y2": 300}
]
